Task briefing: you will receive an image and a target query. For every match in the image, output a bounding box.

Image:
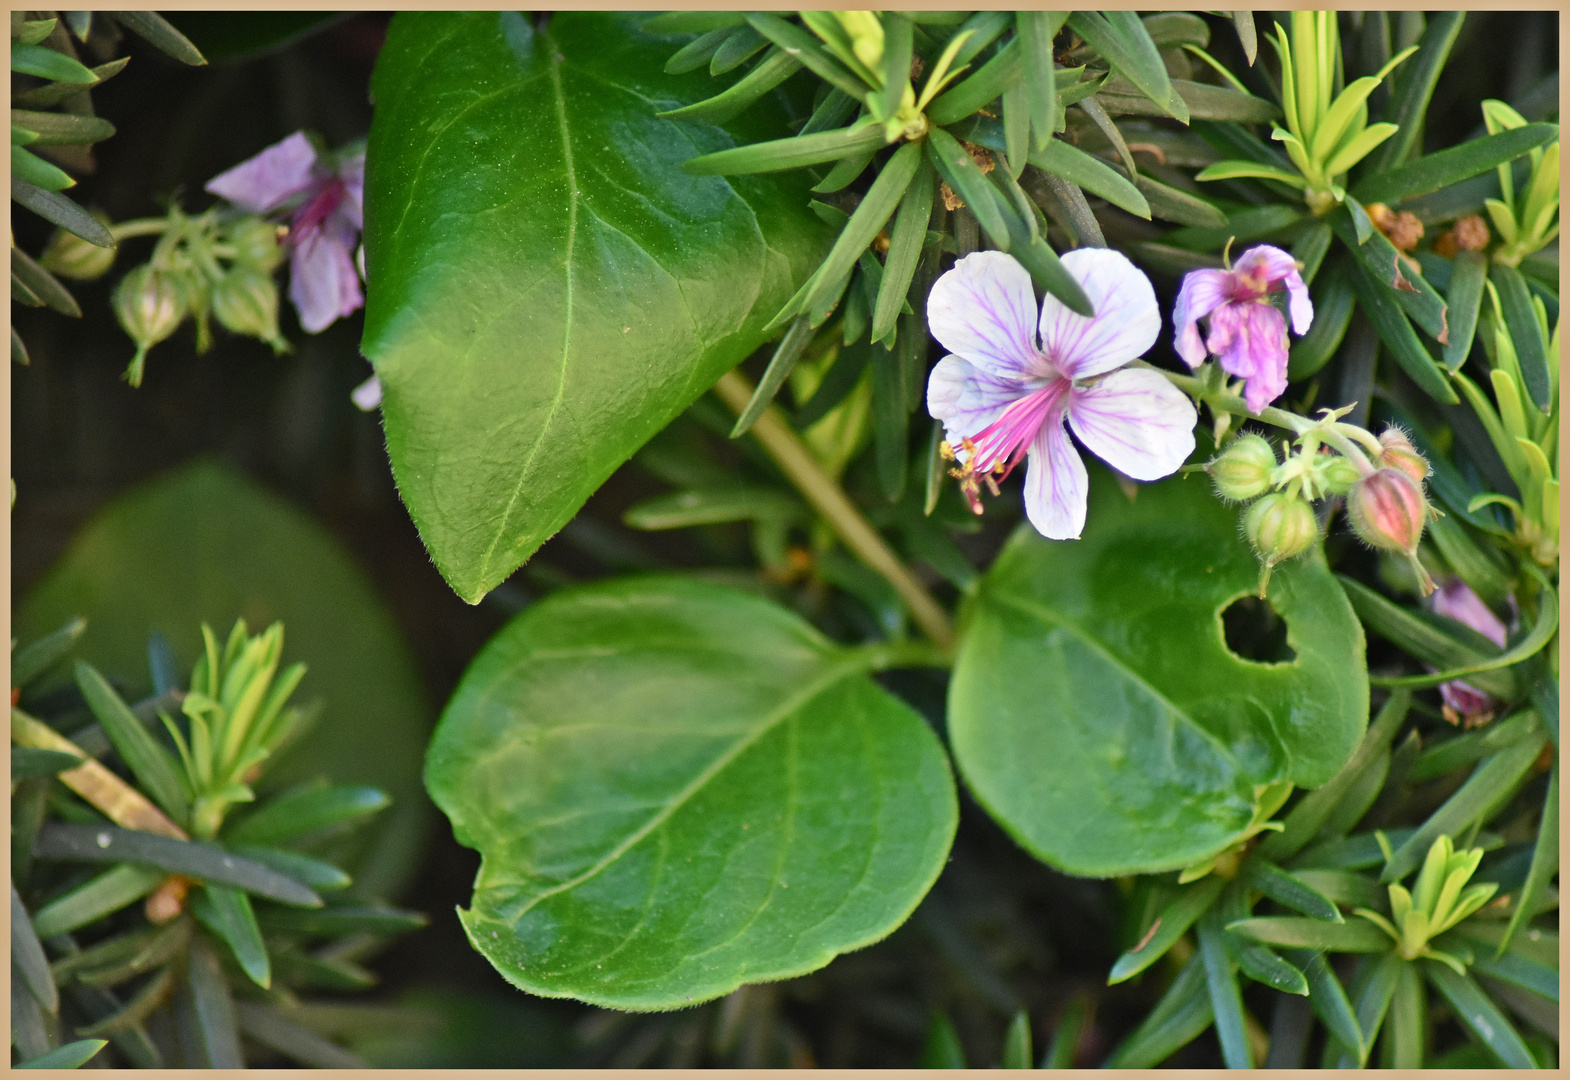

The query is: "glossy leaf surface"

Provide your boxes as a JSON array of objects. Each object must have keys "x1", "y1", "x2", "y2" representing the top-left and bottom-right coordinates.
[
  {"x1": 425, "y1": 577, "x2": 957, "y2": 1009},
  {"x1": 949, "y1": 467, "x2": 1367, "y2": 877},
  {"x1": 362, "y1": 12, "x2": 830, "y2": 603}
]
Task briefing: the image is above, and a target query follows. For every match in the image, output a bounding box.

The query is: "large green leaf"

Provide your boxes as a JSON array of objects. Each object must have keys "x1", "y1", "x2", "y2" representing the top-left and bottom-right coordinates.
[
  {"x1": 425, "y1": 577, "x2": 957, "y2": 1009},
  {"x1": 16, "y1": 461, "x2": 431, "y2": 901},
  {"x1": 361, "y1": 12, "x2": 830, "y2": 603},
  {"x1": 948, "y1": 467, "x2": 1367, "y2": 877}
]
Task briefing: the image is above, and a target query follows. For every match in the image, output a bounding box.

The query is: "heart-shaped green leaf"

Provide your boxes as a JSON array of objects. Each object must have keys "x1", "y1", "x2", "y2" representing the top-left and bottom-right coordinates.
[
  {"x1": 361, "y1": 12, "x2": 830, "y2": 603},
  {"x1": 425, "y1": 577, "x2": 957, "y2": 1009},
  {"x1": 948, "y1": 467, "x2": 1367, "y2": 878}
]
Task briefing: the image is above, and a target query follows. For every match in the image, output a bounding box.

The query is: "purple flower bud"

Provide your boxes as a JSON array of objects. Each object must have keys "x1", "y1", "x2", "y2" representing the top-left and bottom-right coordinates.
[
  {"x1": 1431, "y1": 578, "x2": 1509, "y2": 727},
  {"x1": 1347, "y1": 467, "x2": 1428, "y2": 556},
  {"x1": 1377, "y1": 427, "x2": 1429, "y2": 485}
]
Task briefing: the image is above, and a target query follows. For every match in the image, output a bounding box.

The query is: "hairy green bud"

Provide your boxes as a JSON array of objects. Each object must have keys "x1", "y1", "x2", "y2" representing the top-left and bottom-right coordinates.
[
  {"x1": 1318, "y1": 452, "x2": 1365, "y2": 495},
  {"x1": 212, "y1": 267, "x2": 289, "y2": 354},
  {"x1": 1245, "y1": 493, "x2": 1317, "y2": 567},
  {"x1": 113, "y1": 264, "x2": 186, "y2": 387},
  {"x1": 39, "y1": 224, "x2": 117, "y2": 281},
  {"x1": 1207, "y1": 434, "x2": 1277, "y2": 501},
  {"x1": 226, "y1": 216, "x2": 287, "y2": 273}
]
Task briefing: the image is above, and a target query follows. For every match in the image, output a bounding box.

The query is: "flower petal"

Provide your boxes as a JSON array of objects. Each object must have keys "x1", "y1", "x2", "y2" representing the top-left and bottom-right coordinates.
[
  {"x1": 336, "y1": 152, "x2": 366, "y2": 231},
  {"x1": 927, "y1": 354, "x2": 1024, "y2": 445},
  {"x1": 1038, "y1": 247, "x2": 1161, "y2": 380},
  {"x1": 1068, "y1": 368, "x2": 1197, "y2": 481},
  {"x1": 1171, "y1": 268, "x2": 1231, "y2": 368},
  {"x1": 1236, "y1": 244, "x2": 1313, "y2": 335},
  {"x1": 351, "y1": 373, "x2": 383, "y2": 411},
  {"x1": 1440, "y1": 679, "x2": 1497, "y2": 718},
  {"x1": 1432, "y1": 579, "x2": 1508, "y2": 647},
  {"x1": 1210, "y1": 301, "x2": 1289, "y2": 413},
  {"x1": 927, "y1": 251, "x2": 1048, "y2": 382},
  {"x1": 289, "y1": 218, "x2": 363, "y2": 333},
  {"x1": 1022, "y1": 409, "x2": 1088, "y2": 540},
  {"x1": 205, "y1": 131, "x2": 320, "y2": 214}
]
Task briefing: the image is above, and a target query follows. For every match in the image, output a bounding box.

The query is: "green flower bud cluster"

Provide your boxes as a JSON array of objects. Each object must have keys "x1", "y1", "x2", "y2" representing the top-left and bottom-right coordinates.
[
  {"x1": 106, "y1": 206, "x2": 291, "y2": 386},
  {"x1": 1205, "y1": 433, "x2": 1321, "y2": 596},
  {"x1": 1207, "y1": 419, "x2": 1433, "y2": 597}
]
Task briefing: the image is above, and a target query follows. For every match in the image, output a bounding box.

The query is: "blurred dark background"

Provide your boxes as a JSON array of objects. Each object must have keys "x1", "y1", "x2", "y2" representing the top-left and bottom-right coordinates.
[{"x1": 10, "y1": 10, "x2": 1557, "y2": 1067}]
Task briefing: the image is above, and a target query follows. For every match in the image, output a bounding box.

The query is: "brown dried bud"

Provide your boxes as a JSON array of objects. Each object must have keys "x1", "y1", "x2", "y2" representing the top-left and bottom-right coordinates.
[
  {"x1": 1433, "y1": 215, "x2": 1491, "y2": 259},
  {"x1": 940, "y1": 181, "x2": 965, "y2": 212},
  {"x1": 1367, "y1": 202, "x2": 1424, "y2": 251},
  {"x1": 1453, "y1": 214, "x2": 1490, "y2": 251},
  {"x1": 963, "y1": 142, "x2": 996, "y2": 174},
  {"x1": 145, "y1": 874, "x2": 190, "y2": 924}
]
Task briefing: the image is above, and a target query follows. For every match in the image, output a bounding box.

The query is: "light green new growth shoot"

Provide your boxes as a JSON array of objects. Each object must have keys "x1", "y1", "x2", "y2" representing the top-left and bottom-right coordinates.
[
  {"x1": 1355, "y1": 834, "x2": 1499, "y2": 973},
  {"x1": 1481, "y1": 99, "x2": 1560, "y2": 266},
  {"x1": 1195, "y1": 12, "x2": 1416, "y2": 215},
  {"x1": 159, "y1": 619, "x2": 309, "y2": 838}
]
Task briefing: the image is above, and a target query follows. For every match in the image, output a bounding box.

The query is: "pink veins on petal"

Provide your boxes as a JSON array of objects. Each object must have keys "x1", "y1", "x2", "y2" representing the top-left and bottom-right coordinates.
[
  {"x1": 205, "y1": 131, "x2": 367, "y2": 333},
  {"x1": 927, "y1": 248, "x2": 1197, "y2": 540},
  {"x1": 1172, "y1": 244, "x2": 1313, "y2": 414}
]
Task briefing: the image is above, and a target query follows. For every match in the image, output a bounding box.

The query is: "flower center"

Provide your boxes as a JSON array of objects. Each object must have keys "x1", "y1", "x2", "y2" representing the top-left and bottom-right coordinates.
[
  {"x1": 289, "y1": 178, "x2": 347, "y2": 245},
  {"x1": 943, "y1": 379, "x2": 1066, "y2": 514},
  {"x1": 1229, "y1": 265, "x2": 1272, "y2": 303}
]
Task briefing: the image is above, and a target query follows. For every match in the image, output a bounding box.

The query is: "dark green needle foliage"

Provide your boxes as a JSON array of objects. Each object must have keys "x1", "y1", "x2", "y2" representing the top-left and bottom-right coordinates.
[{"x1": 10, "y1": 619, "x2": 426, "y2": 1068}]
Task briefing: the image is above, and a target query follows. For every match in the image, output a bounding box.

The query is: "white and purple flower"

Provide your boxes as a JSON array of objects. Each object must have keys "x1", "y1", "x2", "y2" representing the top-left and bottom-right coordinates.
[
  {"x1": 1432, "y1": 579, "x2": 1510, "y2": 727},
  {"x1": 926, "y1": 249, "x2": 1197, "y2": 540},
  {"x1": 206, "y1": 131, "x2": 366, "y2": 334},
  {"x1": 1172, "y1": 245, "x2": 1313, "y2": 414}
]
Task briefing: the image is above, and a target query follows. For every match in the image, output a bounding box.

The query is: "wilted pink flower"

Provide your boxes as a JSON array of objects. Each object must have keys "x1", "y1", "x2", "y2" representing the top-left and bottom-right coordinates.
[
  {"x1": 1432, "y1": 579, "x2": 1509, "y2": 727},
  {"x1": 926, "y1": 249, "x2": 1197, "y2": 540},
  {"x1": 206, "y1": 131, "x2": 365, "y2": 333},
  {"x1": 1172, "y1": 245, "x2": 1313, "y2": 413}
]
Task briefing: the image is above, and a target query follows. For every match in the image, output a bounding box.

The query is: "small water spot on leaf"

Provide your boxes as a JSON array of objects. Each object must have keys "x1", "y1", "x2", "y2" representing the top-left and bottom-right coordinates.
[{"x1": 1221, "y1": 595, "x2": 1296, "y2": 665}]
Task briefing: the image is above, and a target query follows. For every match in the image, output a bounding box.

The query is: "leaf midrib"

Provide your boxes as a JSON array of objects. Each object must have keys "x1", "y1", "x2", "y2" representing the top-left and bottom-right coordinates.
[
  {"x1": 482, "y1": 650, "x2": 872, "y2": 929},
  {"x1": 472, "y1": 32, "x2": 578, "y2": 593},
  {"x1": 982, "y1": 587, "x2": 1246, "y2": 775}
]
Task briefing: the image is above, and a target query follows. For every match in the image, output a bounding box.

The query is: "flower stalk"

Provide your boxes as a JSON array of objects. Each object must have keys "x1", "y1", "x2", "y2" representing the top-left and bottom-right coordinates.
[{"x1": 715, "y1": 368, "x2": 955, "y2": 651}]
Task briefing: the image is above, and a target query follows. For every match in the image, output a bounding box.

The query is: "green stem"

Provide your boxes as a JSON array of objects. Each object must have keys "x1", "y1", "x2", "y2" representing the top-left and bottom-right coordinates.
[
  {"x1": 714, "y1": 368, "x2": 956, "y2": 651},
  {"x1": 856, "y1": 638, "x2": 952, "y2": 671},
  {"x1": 1147, "y1": 363, "x2": 1312, "y2": 435},
  {"x1": 108, "y1": 219, "x2": 173, "y2": 241},
  {"x1": 1317, "y1": 425, "x2": 1377, "y2": 475}
]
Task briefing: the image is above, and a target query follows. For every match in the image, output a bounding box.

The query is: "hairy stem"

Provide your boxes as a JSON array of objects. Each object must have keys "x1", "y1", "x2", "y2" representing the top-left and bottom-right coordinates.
[
  {"x1": 1150, "y1": 364, "x2": 1313, "y2": 434},
  {"x1": 108, "y1": 219, "x2": 174, "y2": 241},
  {"x1": 714, "y1": 369, "x2": 956, "y2": 651}
]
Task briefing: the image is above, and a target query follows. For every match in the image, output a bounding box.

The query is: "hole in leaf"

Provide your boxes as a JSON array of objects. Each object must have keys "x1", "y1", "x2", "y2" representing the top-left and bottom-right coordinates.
[{"x1": 1221, "y1": 594, "x2": 1297, "y2": 665}]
